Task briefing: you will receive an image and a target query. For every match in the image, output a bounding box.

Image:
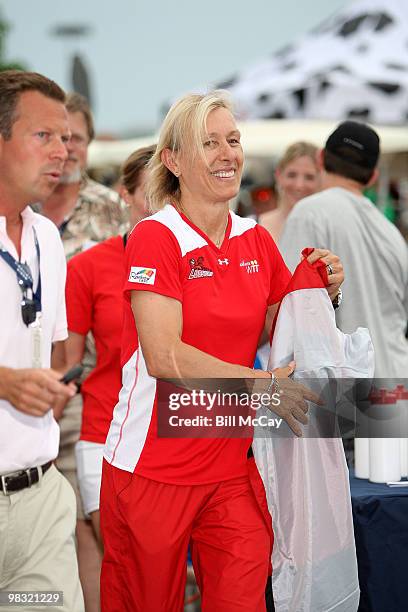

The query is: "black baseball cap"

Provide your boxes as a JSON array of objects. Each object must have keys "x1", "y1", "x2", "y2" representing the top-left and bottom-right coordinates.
[{"x1": 325, "y1": 121, "x2": 380, "y2": 170}]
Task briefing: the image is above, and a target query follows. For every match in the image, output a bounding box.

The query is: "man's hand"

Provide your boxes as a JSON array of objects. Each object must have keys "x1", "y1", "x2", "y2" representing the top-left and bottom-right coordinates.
[
  {"x1": 52, "y1": 393, "x2": 73, "y2": 421},
  {"x1": 305, "y1": 248, "x2": 344, "y2": 300},
  {"x1": 269, "y1": 361, "x2": 323, "y2": 437},
  {"x1": 0, "y1": 367, "x2": 76, "y2": 417}
]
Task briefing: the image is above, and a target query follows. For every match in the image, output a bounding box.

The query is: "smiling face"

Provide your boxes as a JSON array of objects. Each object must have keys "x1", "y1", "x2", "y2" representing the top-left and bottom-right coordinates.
[
  {"x1": 276, "y1": 155, "x2": 320, "y2": 207},
  {"x1": 0, "y1": 90, "x2": 70, "y2": 206},
  {"x1": 174, "y1": 106, "x2": 244, "y2": 207}
]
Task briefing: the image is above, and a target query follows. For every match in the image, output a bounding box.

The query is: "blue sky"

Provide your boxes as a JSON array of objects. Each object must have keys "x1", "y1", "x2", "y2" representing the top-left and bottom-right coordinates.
[{"x1": 3, "y1": 0, "x2": 349, "y2": 135}]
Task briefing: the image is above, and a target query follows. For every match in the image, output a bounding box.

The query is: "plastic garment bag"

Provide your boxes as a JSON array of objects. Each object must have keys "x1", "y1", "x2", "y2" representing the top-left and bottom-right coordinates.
[{"x1": 253, "y1": 253, "x2": 374, "y2": 612}]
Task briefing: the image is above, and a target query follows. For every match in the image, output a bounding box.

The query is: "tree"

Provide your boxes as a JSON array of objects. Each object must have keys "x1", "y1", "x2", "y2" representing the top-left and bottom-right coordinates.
[{"x1": 0, "y1": 13, "x2": 26, "y2": 71}]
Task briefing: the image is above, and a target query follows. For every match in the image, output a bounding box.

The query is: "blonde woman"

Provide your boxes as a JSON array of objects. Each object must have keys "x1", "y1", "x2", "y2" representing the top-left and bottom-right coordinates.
[
  {"x1": 100, "y1": 93, "x2": 343, "y2": 612},
  {"x1": 259, "y1": 142, "x2": 320, "y2": 243}
]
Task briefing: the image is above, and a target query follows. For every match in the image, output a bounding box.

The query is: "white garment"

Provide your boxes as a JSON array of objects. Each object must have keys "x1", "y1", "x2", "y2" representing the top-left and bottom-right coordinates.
[
  {"x1": 0, "y1": 207, "x2": 67, "y2": 473},
  {"x1": 75, "y1": 440, "x2": 104, "y2": 517},
  {"x1": 253, "y1": 257, "x2": 374, "y2": 612},
  {"x1": 279, "y1": 187, "x2": 408, "y2": 378}
]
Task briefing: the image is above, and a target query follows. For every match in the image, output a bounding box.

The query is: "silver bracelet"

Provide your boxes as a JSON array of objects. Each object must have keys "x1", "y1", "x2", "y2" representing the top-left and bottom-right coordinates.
[
  {"x1": 264, "y1": 371, "x2": 275, "y2": 395},
  {"x1": 269, "y1": 371, "x2": 280, "y2": 395},
  {"x1": 261, "y1": 371, "x2": 280, "y2": 407}
]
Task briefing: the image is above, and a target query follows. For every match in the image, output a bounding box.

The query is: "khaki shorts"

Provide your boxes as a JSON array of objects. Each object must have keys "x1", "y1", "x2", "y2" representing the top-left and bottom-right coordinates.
[{"x1": 0, "y1": 465, "x2": 84, "y2": 612}]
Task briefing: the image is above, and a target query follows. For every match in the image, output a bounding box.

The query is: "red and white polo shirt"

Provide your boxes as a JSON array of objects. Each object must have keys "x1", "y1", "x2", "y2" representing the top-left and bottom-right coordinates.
[{"x1": 104, "y1": 204, "x2": 291, "y2": 484}]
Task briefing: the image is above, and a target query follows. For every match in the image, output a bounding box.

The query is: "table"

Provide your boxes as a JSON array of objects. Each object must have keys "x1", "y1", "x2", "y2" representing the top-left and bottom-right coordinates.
[{"x1": 350, "y1": 470, "x2": 408, "y2": 612}]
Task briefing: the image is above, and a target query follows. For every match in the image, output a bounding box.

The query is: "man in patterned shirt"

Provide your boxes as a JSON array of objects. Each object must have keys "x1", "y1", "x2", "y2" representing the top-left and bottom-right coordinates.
[
  {"x1": 41, "y1": 92, "x2": 128, "y2": 258},
  {"x1": 40, "y1": 93, "x2": 128, "y2": 612}
]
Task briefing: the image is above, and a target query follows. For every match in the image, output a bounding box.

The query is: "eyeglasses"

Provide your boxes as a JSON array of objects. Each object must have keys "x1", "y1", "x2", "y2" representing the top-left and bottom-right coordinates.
[{"x1": 70, "y1": 133, "x2": 88, "y2": 146}]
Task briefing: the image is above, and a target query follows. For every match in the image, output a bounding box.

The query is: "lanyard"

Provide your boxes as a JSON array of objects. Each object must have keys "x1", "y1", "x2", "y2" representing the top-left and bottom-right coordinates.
[{"x1": 0, "y1": 227, "x2": 42, "y2": 313}]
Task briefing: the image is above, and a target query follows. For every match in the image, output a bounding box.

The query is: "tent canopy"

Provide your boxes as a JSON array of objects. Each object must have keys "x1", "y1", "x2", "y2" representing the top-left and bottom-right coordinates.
[
  {"x1": 88, "y1": 119, "x2": 408, "y2": 167},
  {"x1": 216, "y1": 0, "x2": 408, "y2": 125}
]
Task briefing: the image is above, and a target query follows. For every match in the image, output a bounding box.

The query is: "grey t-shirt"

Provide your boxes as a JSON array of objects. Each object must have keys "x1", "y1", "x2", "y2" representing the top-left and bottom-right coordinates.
[{"x1": 280, "y1": 187, "x2": 408, "y2": 377}]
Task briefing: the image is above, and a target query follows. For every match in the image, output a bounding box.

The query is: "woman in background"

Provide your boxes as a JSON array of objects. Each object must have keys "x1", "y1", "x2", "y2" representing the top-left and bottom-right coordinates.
[
  {"x1": 256, "y1": 142, "x2": 321, "y2": 370},
  {"x1": 258, "y1": 142, "x2": 320, "y2": 243},
  {"x1": 120, "y1": 145, "x2": 154, "y2": 225}
]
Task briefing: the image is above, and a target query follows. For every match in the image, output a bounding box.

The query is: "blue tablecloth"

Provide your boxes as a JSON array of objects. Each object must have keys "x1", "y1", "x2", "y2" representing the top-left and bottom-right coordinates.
[{"x1": 350, "y1": 470, "x2": 408, "y2": 612}]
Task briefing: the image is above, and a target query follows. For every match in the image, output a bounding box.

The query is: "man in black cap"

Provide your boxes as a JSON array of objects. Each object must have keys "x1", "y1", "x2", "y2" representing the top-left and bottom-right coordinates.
[{"x1": 280, "y1": 121, "x2": 408, "y2": 380}]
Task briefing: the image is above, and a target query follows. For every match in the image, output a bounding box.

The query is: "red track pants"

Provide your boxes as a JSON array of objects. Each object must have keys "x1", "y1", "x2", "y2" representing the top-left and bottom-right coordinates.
[{"x1": 100, "y1": 458, "x2": 272, "y2": 612}]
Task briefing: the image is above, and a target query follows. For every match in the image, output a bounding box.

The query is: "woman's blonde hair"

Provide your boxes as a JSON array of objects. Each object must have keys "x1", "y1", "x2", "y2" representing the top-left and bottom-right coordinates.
[
  {"x1": 277, "y1": 141, "x2": 319, "y2": 172},
  {"x1": 147, "y1": 91, "x2": 233, "y2": 212}
]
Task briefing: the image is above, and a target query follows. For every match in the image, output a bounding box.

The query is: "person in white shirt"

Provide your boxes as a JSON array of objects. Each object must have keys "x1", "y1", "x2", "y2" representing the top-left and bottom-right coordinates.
[
  {"x1": 0, "y1": 70, "x2": 84, "y2": 612},
  {"x1": 280, "y1": 121, "x2": 408, "y2": 379}
]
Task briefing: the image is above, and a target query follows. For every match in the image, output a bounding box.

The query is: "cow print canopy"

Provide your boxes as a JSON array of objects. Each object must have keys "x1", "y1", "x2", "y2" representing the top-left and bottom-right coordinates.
[{"x1": 214, "y1": 0, "x2": 408, "y2": 124}]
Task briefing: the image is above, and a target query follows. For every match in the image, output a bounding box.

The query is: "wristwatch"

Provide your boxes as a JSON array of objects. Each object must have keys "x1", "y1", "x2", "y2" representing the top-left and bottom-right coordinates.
[{"x1": 332, "y1": 288, "x2": 343, "y2": 310}]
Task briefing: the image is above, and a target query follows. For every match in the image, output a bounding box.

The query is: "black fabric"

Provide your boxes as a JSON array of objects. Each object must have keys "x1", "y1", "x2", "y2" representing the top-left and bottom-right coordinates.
[
  {"x1": 337, "y1": 15, "x2": 368, "y2": 37},
  {"x1": 368, "y1": 82, "x2": 400, "y2": 95},
  {"x1": 350, "y1": 469, "x2": 408, "y2": 612},
  {"x1": 248, "y1": 445, "x2": 274, "y2": 610},
  {"x1": 0, "y1": 461, "x2": 52, "y2": 493},
  {"x1": 265, "y1": 575, "x2": 275, "y2": 611}
]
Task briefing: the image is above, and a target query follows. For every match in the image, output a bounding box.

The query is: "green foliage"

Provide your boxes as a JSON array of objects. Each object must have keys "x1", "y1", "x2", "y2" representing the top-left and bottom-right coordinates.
[{"x1": 0, "y1": 12, "x2": 27, "y2": 72}]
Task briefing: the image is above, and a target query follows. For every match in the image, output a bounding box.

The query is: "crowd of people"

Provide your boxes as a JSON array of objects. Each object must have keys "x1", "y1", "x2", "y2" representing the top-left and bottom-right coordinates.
[{"x1": 0, "y1": 68, "x2": 407, "y2": 612}]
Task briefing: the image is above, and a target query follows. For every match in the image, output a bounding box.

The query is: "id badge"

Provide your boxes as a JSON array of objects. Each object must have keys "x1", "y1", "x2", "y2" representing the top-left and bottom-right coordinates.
[{"x1": 30, "y1": 313, "x2": 42, "y2": 368}]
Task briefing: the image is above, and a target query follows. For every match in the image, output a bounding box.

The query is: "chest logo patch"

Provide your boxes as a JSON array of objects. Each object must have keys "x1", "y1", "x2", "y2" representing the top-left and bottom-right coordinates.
[
  {"x1": 240, "y1": 259, "x2": 260, "y2": 274},
  {"x1": 188, "y1": 256, "x2": 214, "y2": 279},
  {"x1": 129, "y1": 266, "x2": 156, "y2": 284}
]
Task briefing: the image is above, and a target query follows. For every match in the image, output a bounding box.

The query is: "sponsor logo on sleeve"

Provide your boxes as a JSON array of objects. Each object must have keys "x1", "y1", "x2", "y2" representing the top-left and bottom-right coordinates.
[{"x1": 129, "y1": 266, "x2": 156, "y2": 284}]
